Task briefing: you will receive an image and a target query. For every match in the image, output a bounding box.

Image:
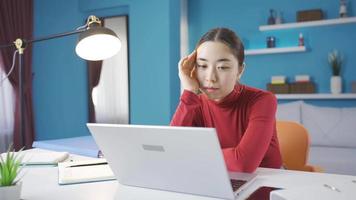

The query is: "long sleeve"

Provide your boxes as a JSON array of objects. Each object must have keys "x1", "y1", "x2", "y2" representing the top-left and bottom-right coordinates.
[
  {"x1": 222, "y1": 93, "x2": 278, "y2": 172},
  {"x1": 170, "y1": 85, "x2": 281, "y2": 173},
  {"x1": 170, "y1": 90, "x2": 204, "y2": 126}
]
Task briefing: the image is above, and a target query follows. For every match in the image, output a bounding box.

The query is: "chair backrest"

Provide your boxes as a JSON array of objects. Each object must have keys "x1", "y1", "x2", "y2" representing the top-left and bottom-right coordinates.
[{"x1": 276, "y1": 121, "x2": 310, "y2": 170}]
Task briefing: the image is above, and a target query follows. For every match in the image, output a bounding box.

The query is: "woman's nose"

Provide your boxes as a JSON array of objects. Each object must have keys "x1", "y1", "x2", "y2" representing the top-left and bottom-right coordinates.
[{"x1": 205, "y1": 68, "x2": 217, "y2": 83}]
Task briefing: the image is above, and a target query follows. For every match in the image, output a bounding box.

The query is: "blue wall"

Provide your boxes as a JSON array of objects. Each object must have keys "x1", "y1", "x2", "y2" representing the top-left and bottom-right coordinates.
[
  {"x1": 32, "y1": 0, "x2": 356, "y2": 140},
  {"x1": 189, "y1": 0, "x2": 356, "y2": 96},
  {"x1": 33, "y1": 0, "x2": 181, "y2": 140}
]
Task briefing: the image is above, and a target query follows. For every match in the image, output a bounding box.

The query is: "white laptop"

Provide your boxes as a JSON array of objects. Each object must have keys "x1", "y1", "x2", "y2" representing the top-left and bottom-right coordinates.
[{"x1": 87, "y1": 123, "x2": 257, "y2": 200}]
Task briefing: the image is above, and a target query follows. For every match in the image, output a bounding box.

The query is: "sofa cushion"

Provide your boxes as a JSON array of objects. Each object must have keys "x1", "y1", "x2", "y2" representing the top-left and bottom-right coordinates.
[
  {"x1": 301, "y1": 103, "x2": 356, "y2": 148},
  {"x1": 276, "y1": 100, "x2": 302, "y2": 123},
  {"x1": 309, "y1": 146, "x2": 356, "y2": 175}
]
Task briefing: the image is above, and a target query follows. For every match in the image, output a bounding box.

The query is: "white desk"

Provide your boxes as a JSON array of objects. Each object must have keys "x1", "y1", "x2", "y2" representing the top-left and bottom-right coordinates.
[{"x1": 21, "y1": 156, "x2": 356, "y2": 200}]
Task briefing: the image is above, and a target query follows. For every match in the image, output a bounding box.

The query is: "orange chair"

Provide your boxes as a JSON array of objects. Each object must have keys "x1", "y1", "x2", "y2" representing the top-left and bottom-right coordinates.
[{"x1": 276, "y1": 121, "x2": 323, "y2": 172}]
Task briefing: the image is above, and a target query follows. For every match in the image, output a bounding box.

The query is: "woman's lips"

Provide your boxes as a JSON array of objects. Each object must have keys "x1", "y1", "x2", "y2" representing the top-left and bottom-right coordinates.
[{"x1": 203, "y1": 87, "x2": 219, "y2": 93}]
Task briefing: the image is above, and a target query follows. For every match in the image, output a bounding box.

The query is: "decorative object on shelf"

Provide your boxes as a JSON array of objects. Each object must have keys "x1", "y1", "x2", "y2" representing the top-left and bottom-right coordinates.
[
  {"x1": 275, "y1": 11, "x2": 283, "y2": 24},
  {"x1": 267, "y1": 83, "x2": 289, "y2": 94},
  {"x1": 268, "y1": 9, "x2": 276, "y2": 25},
  {"x1": 271, "y1": 75, "x2": 286, "y2": 84},
  {"x1": 330, "y1": 76, "x2": 342, "y2": 94},
  {"x1": 267, "y1": 75, "x2": 289, "y2": 94},
  {"x1": 290, "y1": 82, "x2": 316, "y2": 93},
  {"x1": 295, "y1": 74, "x2": 310, "y2": 82},
  {"x1": 266, "y1": 36, "x2": 276, "y2": 48},
  {"x1": 290, "y1": 74, "x2": 315, "y2": 93},
  {"x1": 328, "y1": 50, "x2": 343, "y2": 94},
  {"x1": 297, "y1": 9, "x2": 323, "y2": 22},
  {"x1": 352, "y1": 81, "x2": 356, "y2": 93},
  {"x1": 267, "y1": 75, "x2": 316, "y2": 94},
  {"x1": 298, "y1": 33, "x2": 304, "y2": 46},
  {"x1": 0, "y1": 145, "x2": 25, "y2": 200},
  {"x1": 339, "y1": 0, "x2": 348, "y2": 18}
]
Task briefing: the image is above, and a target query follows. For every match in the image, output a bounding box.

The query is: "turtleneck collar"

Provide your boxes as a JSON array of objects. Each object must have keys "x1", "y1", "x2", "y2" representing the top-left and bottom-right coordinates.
[{"x1": 202, "y1": 84, "x2": 244, "y2": 107}]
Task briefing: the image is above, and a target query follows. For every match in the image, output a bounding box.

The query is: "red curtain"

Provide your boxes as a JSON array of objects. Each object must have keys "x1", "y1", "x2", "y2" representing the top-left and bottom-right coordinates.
[{"x1": 0, "y1": 0, "x2": 34, "y2": 150}]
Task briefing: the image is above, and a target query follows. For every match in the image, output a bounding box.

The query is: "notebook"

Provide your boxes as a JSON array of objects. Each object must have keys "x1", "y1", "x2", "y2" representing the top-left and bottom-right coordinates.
[
  {"x1": 1, "y1": 148, "x2": 69, "y2": 165},
  {"x1": 58, "y1": 158, "x2": 115, "y2": 185}
]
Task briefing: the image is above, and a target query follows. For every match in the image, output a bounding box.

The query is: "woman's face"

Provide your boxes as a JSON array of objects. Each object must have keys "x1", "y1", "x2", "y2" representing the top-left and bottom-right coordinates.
[{"x1": 196, "y1": 41, "x2": 240, "y2": 101}]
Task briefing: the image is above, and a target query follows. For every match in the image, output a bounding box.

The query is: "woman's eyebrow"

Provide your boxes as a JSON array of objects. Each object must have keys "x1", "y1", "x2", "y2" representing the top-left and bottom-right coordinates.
[
  {"x1": 197, "y1": 57, "x2": 208, "y2": 61},
  {"x1": 197, "y1": 58, "x2": 231, "y2": 62},
  {"x1": 217, "y1": 58, "x2": 231, "y2": 62}
]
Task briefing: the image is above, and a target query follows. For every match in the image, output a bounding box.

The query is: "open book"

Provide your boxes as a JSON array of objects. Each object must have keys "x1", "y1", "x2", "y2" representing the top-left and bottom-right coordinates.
[
  {"x1": 58, "y1": 158, "x2": 115, "y2": 185},
  {"x1": 1, "y1": 148, "x2": 69, "y2": 165}
]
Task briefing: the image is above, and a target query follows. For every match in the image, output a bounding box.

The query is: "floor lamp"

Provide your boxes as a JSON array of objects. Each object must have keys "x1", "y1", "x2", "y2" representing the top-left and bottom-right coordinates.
[{"x1": 0, "y1": 15, "x2": 121, "y2": 148}]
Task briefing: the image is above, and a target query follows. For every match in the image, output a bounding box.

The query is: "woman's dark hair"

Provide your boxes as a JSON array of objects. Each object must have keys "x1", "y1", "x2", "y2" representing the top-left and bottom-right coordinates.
[{"x1": 196, "y1": 28, "x2": 244, "y2": 66}]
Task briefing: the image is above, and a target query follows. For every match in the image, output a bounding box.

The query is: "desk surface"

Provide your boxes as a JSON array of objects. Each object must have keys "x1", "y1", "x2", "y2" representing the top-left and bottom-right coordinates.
[{"x1": 21, "y1": 154, "x2": 356, "y2": 200}]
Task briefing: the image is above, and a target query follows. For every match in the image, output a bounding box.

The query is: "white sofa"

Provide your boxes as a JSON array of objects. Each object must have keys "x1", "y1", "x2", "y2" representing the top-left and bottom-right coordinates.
[{"x1": 276, "y1": 100, "x2": 356, "y2": 176}]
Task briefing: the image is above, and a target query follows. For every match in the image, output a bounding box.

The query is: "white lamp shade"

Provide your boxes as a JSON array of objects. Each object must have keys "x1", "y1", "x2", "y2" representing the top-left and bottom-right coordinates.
[{"x1": 75, "y1": 27, "x2": 121, "y2": 61}]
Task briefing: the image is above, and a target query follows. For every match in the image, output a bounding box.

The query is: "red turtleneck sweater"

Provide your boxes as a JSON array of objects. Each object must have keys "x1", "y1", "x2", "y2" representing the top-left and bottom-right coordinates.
[{"x1": 170, "y1": 84, "x2": 282, "y2": 172}]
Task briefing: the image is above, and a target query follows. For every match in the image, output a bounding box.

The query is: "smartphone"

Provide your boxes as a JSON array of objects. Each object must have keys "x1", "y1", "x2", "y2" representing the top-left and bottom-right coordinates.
[{"x1": 245, "y1": 186, "x2": 282, "y2": 200}]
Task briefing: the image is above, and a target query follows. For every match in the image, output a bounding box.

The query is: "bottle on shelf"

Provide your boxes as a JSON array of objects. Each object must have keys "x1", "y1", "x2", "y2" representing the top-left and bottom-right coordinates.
[
  {"x1": 266, "y1": 36, "x2": 276, "y2": 48},
  {"x1": 267, "y1": 9, "x2": 276, "y2": 25},
  {"x1": 298, "y1": 33, "x2": 304, "y2": 46},
  {"x1": 275, "y1": 11, "x2": 283, "y2": 24},
  {"x1": 339, "y1": 0, "x2": 348, "y2": 18}
]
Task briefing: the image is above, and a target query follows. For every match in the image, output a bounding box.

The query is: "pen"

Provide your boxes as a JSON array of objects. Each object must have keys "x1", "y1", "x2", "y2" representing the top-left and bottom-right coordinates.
[
  {"x1": 67, "y1": 162, "x2": 108, "y2": 168},
  {"x1": 323, "y1": 184, "x2": 341, "y2": 192}
]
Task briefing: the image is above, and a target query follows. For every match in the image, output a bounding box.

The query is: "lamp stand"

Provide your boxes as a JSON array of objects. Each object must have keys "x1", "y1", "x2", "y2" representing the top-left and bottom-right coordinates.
[{"x1": 14, "y1": 39, "x2": 26, "y2": 147}]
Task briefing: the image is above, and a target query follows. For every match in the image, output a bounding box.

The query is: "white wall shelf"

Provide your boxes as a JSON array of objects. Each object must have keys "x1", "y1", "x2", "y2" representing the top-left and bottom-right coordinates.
[
  {"x1": 276, "y1": 93, "x2": 356, "y2": 100},
  {"x1": 259, "y1": 16, "x2": 356, "y2": 31},
  {"x1": 245, "y1": 46, "x2": 306, "y2": 55}
]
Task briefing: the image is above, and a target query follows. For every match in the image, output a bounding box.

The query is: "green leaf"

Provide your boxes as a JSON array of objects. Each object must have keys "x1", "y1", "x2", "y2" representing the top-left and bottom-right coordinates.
[{"x1": 0, "y1": 144, "x2": 25, "y2": 186}]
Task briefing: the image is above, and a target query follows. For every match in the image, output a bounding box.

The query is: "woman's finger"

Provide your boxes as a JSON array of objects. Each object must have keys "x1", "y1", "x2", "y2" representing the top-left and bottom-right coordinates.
[
  {"x1": 184, "y1": 51, "x2": 197, "y2": 68},
  {"x1": 178, "y1": 57, "x2": 188, "y2": 69},
  {"x1": 190, "y1": 66, "x2": 197, "y2": 78}
]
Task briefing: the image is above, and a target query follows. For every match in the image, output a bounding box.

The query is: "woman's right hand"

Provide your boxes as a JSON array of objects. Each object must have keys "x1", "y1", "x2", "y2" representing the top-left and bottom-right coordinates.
[{"x1": 178, "y1": 51, "x2": 200, "y2": 94}]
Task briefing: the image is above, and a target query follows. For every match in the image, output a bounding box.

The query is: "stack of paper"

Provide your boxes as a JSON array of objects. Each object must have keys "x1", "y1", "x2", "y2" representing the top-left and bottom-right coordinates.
[
  {"x1": 58, "y1": 158, "x2": 115, "y2": 185},
  {"x1": 1, "y1": 149, "x2": 69, "y2": 165},
  {"x1": 271, "y1": 76, "x2": 287, "y2": 84},
  {"x1": 295, "y1": 75, "x2": 311, "y2": 82}
]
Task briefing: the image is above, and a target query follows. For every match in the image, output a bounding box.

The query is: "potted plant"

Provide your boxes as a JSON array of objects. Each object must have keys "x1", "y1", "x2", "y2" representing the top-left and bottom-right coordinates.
[
  {"x1": 328, "y1": 50, "x2": 343, "y2": 94},
  {"x1": 0, "y1": 146, "x2": 24, "y2": 200}
]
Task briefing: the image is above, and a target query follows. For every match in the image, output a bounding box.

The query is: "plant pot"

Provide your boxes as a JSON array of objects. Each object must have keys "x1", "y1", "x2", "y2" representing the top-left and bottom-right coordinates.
[
  {"x1": 0, "y1": 182, "x2": 22, "y2": 200},
  {"x1": 330, "y1": 76, "x2": 342, "y2": 94}
]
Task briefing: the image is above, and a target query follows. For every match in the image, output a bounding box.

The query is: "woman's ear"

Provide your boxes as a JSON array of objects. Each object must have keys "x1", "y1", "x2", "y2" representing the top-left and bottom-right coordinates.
[{"x1": 237, "y1": 62, "x2": 245, "y2": 81}]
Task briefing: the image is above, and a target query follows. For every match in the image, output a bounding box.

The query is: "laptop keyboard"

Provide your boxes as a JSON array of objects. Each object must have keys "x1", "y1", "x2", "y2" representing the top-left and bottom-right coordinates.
[{"x1": 230, "y1": 179, "x2": 247, "y2": 192}]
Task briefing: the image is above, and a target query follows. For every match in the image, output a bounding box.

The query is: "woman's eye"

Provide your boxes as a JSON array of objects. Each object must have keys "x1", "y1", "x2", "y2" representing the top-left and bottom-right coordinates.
[
  {"x1": 218, "y1": 66, "x2": 230, "y2": 70},
  {"x1": 197, "y1": 64, "x2": 207, "y2": 69}
]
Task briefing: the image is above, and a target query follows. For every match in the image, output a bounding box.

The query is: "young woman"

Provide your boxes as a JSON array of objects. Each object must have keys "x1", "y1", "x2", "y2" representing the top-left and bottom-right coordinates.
[{"x1": 170, "y1": 28, "x2": 282, "y2": 173}]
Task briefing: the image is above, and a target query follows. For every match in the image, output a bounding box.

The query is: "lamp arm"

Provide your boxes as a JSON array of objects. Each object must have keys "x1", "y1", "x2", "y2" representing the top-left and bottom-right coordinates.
[
  {"x1": 0, "y1": 43, "x2": 15, "y2": 49},
  {"x1": 0, "y1": 14, "x2": 102, "y2": 49},
  {"x1": 27, "y1": 28, "x2": 86, "y2": 44},
  {"x1": 0, "y1": 28, "x2": 86, "y2": 51}
]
